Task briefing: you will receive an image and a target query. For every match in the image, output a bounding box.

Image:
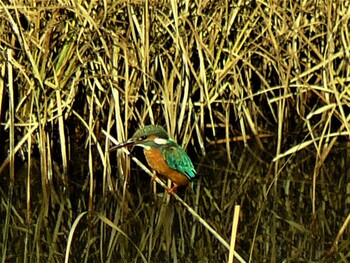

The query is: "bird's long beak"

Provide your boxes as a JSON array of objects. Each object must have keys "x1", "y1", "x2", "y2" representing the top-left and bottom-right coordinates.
[{"x1": 109, "y1": 140, "x2": 135, "y2": 152}]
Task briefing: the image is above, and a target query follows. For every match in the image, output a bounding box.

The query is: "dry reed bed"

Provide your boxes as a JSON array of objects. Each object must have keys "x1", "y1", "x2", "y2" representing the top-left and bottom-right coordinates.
[{"x1": 0, "y1": 0, "x2": 349, "y2": 262}]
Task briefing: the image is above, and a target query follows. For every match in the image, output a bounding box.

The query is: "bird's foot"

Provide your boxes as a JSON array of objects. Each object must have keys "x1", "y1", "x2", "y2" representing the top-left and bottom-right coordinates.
[
  {"x1": 151, "y1": 172, "x2": 159, "y2": 182},
  {"x1": 167, "y1": 185, "x2": 179, "y2": 195}
]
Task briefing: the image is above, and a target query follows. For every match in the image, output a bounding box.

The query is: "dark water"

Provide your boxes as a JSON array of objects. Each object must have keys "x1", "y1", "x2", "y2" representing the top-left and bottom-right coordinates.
[{"x1": 0, "y1": 141, "x2": 349, "y2": 262}]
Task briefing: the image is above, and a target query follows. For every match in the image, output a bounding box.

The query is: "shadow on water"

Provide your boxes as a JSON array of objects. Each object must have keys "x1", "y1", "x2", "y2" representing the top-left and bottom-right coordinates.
[{"x1": 1, "y1": 139, "x2": 349, "y2": 262}]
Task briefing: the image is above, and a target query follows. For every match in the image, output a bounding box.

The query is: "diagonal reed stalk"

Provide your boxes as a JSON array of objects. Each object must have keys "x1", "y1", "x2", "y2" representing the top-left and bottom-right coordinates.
[{"x1": 104, "y1": 130, "x2": 246, "y2": 263}]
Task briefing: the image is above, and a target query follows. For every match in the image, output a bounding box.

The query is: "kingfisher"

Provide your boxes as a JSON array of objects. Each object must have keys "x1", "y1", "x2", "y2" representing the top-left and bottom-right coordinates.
[{"x1": 110, "y1": 125, "x2": 196, "y2": 193}]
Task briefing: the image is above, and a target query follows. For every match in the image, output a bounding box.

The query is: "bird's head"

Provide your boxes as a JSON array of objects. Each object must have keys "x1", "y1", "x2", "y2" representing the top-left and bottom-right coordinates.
[{"x1": 110, "y1": 125, "x2": 170, "y2": 151}]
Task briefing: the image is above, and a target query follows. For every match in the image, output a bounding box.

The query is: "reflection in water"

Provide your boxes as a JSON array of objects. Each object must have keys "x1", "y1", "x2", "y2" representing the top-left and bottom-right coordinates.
[{"x1": 0, "y1": 141, "x2": 348, "y2": 262}]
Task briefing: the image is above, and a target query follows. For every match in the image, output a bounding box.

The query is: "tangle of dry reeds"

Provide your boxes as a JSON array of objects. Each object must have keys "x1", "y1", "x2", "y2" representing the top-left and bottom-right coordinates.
[{"x1": 1, "y1": 0, "x2": 349, "y2": 262}]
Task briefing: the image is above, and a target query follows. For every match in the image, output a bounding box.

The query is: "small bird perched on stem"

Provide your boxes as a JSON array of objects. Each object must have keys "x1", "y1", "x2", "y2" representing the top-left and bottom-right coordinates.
[{"x1": 110, "y1": 125, "x2": 196, "y2": 193}]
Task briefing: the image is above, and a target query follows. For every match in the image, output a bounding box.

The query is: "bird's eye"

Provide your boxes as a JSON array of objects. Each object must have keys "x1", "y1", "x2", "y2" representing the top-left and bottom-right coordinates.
[{"x1": 138, "y1": 135, "x2": 147, "y2": 141}]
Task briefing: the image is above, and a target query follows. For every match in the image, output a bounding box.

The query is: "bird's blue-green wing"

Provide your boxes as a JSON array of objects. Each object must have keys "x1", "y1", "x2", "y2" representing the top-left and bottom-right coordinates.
[{"x1": 162, "y1": 145, "x2": 196, "y2": 180}]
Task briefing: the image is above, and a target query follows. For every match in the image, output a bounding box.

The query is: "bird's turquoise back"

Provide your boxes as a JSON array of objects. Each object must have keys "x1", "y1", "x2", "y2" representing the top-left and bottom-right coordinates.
[{"x1": 160, "y1": 142, "x2": 196, "y2": 180}]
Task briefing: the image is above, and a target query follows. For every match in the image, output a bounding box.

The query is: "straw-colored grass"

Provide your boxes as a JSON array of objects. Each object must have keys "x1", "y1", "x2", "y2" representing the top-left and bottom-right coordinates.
[{"x1": 0, "y1": 0, "x2": 349, "y2": 262}]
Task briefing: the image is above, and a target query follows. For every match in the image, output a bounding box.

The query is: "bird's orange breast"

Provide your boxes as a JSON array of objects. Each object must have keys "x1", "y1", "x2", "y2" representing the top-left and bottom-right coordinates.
[{"x1": 144, "y1": 148, "x2": 189, "y2": 186}]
